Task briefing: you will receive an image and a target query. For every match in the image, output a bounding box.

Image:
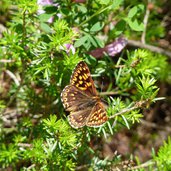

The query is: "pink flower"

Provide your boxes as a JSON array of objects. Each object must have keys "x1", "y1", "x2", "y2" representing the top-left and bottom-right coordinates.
[
  {"x1": 37, "y1": 0, "x2": 60, "y2": 23},
  {"x1": 64, "y1": 44, "x2": 76, "y2": 54},
  {"x1": 37, "y1": 0, "x2": 53, "y2": 6},
  {"x1": 60, "y1": 44, "x2": 76, "y2": 54},
  {"x1": 89, "y1": 37, "x2": 127, "y2": 58},
  {"x1": 105, "y1": 37, "x2": 127, "y2": 56}
]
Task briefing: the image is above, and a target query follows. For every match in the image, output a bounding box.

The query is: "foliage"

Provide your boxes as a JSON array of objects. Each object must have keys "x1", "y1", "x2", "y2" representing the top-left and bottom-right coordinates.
[
  {"x1": 0, "y1": 0, "x2": 170, "y2": 170},
  {"x1": 154, "y1": 137, "x2": 171, "y2": 171}
]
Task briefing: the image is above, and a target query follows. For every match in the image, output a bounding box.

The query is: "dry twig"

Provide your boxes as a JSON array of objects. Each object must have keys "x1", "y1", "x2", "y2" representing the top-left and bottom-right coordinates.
[
  {"x1": 141, "y1": 3, "x2": 150, "y2": 44},
  {"x1": 128, "y1": 39, "x2": 171, "y2": 58}
]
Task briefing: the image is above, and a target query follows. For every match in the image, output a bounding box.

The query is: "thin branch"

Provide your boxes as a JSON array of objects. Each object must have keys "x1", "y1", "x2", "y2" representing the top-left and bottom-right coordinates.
[
  {"x1": 100, "y1": 88, "x2": 129, "y2": 96},
  {"x1": 27, "y1": 164, "x2": 36, "y2": 170},
  {"x1": 109, "y1": 100, "x2": 148, "y2": 119},
  {"x1": 76, "y1": 160, "x2": 155, "y2": 171},
  {"x1": 128, "y1": 39, "x2": 171, "y2": 58},
  {"x1": 22, "y1": 9, "x2": 26, "y2": 46},
  {"x1": 0, "y1": 84, "x2": 24, "y2": 116},
  {"x1": 76, "y1": 164, "x2": 89, "y2": 170},
  {"x1": 1, "y1": 10, "x2": 27, "y2": 116},
  {"x1": 141, "y1": 3, "x2": 150, "y2": 44},
  {"x1": 78, "y1": 5, "x2": 110, "y2": 27},
  {"x1": 100, "y1": 91, "x2": 121, "y2": 96},
  {"x1": 5, "y1": 70, "x2": 20, "y2": 86},
  {"x1": 0, "y1": 59, "x2": 15, "y2": 63},
  {"x1": 18, "y1": 143, "x2": 32, "y2": 148},
  {"x1": 114, "y1": 64, "x2": 125, "y2": 68},
  {"x1": 128, "y1": 160, "x2": 155, "y2": 170},
  {"x1": 109, "y1": 105, "x2": 137, "y2": 119},
  {"x1": 140, "y1": 119, "x2": 171, "y2": 133}
]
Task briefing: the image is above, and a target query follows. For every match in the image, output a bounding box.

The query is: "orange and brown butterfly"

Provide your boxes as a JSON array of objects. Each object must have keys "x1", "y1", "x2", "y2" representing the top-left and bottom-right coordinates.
[{"x1": 61, "y1": 61, "x2": 108, "y2": 128}]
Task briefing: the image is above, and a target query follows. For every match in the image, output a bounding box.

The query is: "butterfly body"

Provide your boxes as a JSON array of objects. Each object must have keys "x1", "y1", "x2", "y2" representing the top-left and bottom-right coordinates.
[{"x1": 61, "y1": 61, "x2": 108, "y2": 128}]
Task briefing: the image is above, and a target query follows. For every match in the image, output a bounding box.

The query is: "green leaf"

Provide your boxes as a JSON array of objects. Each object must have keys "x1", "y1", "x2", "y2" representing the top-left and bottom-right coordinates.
[
  {"x1": 137, "y1": 4, "x2": 145, "y2": 11},
  {"x1": 74, "y1": 35, "x2": 88, "y2": 47},
  {"x1": 78, "y1": 5, "x2": 87, "y2": 13},
  {"x1": 90, "y1": 22, "x2": 104, "y2": 32},
  {"x1": 128, "y1": 6, "x2": 138, "y2": 18},
  {"x1": 111, "y1": 0, "x2": 123, "y2": 9},
  {"x1": 121, "y1": 115, "x2": 130, "y2": 129},
  {"x1": 127, "y1": 19, "x2": 144, "y2": 31},
  {"x1": 155, "y1": 137, "x2": 171, "y2": 170},
  {"x1": 97, "y1": 0, "x2": 111, "y2": 5},
  {"x1": 39, "y1": 13, "x2": 54, "y2": 22},
  {"x1": 107, "y1": 121, "x2": 114, "y2": 135},
  {"x1": 114, "y1": 20, "x2": 126, "y2": 35},
  {"x1": 87, "y1": 35, "x2": 98, "y2": 47},
  {"x1": 85, "y1": 55, "x2": 97, "y2": 65},
  {"x1": 128, "y1": 4, "x2": 144, "y2": 18},
  {"x1": 40, "y1": 22, "x2": 52, "y2": 33}
]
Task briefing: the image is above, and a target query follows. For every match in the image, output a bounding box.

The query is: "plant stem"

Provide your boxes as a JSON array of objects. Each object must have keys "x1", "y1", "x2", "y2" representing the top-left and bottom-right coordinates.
[
  {"x1": 109, "y1": 100, "x2": 148, "y2": 119},
  {"x1": 78, "y1": 5, "x2": 111, "y2": 27}
]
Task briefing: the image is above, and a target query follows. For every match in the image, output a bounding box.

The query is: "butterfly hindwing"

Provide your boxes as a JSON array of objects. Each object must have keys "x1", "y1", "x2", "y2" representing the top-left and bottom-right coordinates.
[
  {"x1": 86, "y1": 102, "x2": 108, "y2": 127},
  {"x1": 68, "y1": 107, "x2": 92, "y2": 128}
]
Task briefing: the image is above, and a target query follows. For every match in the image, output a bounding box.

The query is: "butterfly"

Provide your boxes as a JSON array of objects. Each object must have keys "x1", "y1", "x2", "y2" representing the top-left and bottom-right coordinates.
[{"x1": 61, "y1": 61, "x2": 108, "y2": 128}]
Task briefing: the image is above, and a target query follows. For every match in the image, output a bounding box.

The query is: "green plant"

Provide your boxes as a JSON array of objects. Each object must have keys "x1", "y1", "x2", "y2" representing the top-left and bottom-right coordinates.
[
  {"x1": 0, "y1": 0, "x2": 170, "y2": 170},
  {"x1": 154, "y1": 137, "x2": 171, "y2": 171}
]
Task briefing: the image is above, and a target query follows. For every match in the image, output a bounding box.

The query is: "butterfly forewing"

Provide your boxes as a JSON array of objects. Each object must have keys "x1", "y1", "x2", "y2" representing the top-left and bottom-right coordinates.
[
  {"x1": 70, "y1": 61, "x2": 97, "y2": 97},
  {"x1": 61, "y1": 61, "x2": 108, "y2": 128},
  {"x1": 61, "y1": 85, "x2": 96, "y2": 112}
]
